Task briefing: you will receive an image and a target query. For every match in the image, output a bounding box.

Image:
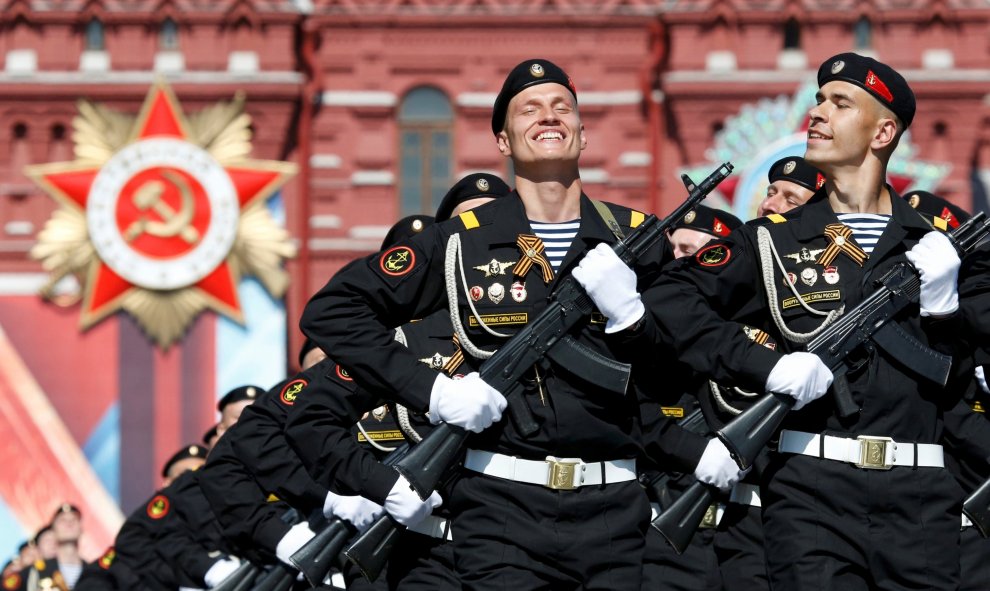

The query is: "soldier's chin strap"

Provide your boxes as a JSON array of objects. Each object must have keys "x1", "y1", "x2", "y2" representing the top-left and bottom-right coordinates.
[{"x1": 756, "y1": 225, "x2": 843, "y2": 345}]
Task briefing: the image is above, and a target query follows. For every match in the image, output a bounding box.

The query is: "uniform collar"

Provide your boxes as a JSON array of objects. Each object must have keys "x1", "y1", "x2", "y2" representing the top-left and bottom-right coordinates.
[
  {"x1": 791, "y1": 184, "x2": 930, "y2": 240},
  {"x1": 481, "y1": 190, "x2": 615, "y2": 245}
]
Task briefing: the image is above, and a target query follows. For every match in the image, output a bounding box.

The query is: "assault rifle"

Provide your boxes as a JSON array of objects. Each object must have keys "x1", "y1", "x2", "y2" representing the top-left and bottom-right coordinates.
[
  {"x1": 963, "y1": 476, "x2": 990, "y2": 538},
  {"x1": 653, "y1": 211, "x2": 990, "y2": 553},
  {"x1": 214, "y1": 507, "x2": 301, "y2": 591},
  {"x1": 341, "y1": 162, "x2": 735, "y2": 581}
]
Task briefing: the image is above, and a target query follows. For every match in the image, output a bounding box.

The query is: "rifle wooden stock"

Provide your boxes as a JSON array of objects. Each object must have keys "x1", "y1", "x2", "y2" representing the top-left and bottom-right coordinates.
[
  {"x1": 963, "y1": 477, "x2": 990, "y2": 538},
  {"x1": 250, "y1": 563, "x2": 297, "y2": 591},
  {"x1": 718, "y1": 213, "x2": 990, "y2": 471},
  {"x1": 211, "y1": 561, "x2": 260, "y2": 591},
  {"x1": 289, "y1": 519, "x2": 354, "y2": 587}
]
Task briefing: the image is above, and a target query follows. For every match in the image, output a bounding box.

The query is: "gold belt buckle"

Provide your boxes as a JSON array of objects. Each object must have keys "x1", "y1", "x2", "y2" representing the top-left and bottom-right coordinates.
[
  {"x1": 855, "y1": 435, "x2": 894, "y2": 470},
  {"x1": 699, "y1": 503, "x2": 719, "y2": 529},
  {"x1": 545, "y1": 456, "x2": 580, "y2": 490}
]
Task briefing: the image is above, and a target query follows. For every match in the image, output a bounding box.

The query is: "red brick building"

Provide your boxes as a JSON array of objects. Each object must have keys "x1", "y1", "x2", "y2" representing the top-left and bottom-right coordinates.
[{"x1": 0, "y1": 0, "x2": 987, "y2": 556}]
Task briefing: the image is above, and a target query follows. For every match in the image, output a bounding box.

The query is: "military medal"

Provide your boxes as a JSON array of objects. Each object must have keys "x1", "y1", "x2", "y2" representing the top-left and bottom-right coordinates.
[
  {"x1": 817, "y1": 223, "x2": 868, "y2": 267},
  {"x1": 510, "y1": 280, "x2": 527, "y2": 303},
  {"x1": 800, "y1": 268, "x2": 818, "y2": 286},
  {"x1": 783, "y1": 272, "x2": 797, "y2": 287},
  {"x1": 469, "y1": 285, "x2": 484, "y2": 301},
  {"x1": 474, "y1": 258, "x2": 516, "y2": 277},
  {"x1": 488, "y1": 282, "x2": 505, "y2": 304},
  {"x1": 823, "y1": 265, "x2": 840, "y2": 284},
  {"x1": 371, "y1": 405, "x2": 388, "y2": 421}
]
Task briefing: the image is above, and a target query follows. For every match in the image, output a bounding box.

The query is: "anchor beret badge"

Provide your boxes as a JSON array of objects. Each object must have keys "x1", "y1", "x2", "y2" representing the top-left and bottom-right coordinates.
[{"x1": 26, "y1": 81, "x2": 297, "y2": 346}]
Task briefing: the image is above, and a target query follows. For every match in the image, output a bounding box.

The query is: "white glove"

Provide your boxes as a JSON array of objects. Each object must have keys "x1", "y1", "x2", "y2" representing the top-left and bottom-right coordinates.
[
  {"x1": 384, "y1": 473, "x2": 442, "y2": 528},
  {"x1": 429, "y1": 372, "x2": 506, "y2": 433},
  {"x1": 694, "y1": 439, "x2": 747, "y2": 491},
  {"x1": 323, "y1": 491, "x2": 384, "y2": 532},
  {"x1": 905, "y1": 231, "x2": 960, "y2": 317},
  {"x1": 765, "y1": 352, "x2": 833, "y2": 410},
  {"x1": 571, "y1": 243, "x2": 645, "y2": 333},
  {"x1": 203, "y1": 557, "x2": 240, "y2": 588},
  {"x1": 274, "y1": 522, "x2": 315, "y2": 566},
  {"x1": 977, "y1": 366, "x2": 988, "y2": 395}
]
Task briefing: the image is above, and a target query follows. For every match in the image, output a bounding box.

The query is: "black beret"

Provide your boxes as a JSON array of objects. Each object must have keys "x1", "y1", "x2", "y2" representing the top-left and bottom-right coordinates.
[
  {"x1": 201, "y1": 424, "x2": 218, "y2": 445},
  {"x1": 33, "y1": 526, "x2": 51, "y2": 543},
  {"x1": 817, "y1": 52, "x2": 916, "y2": 128},
  {"x1": 492, "y1": 58, "x2": 577, "y2": 135},
  {"x1": 217, "y1": 385, "x2": 262, "y2": 412},
  {"x1": 768, "y1": 156, "x2": 826, "y2": 193},
  {"x1": 435, "y1": 173, "x2": 511, "y2": 221},
  {"x1": 161, "y1": 444, "x2": 208, "y2": 478},
  {"x1": 51, "y1": 503, "x2": 80, "y2": 520},
  {"x1": 670, "y1": 205, "x2": 742, "y2": 238},
  {"x1": 904, "y1": 190, "x2": 971, "y2": 229},
  {"x1": 380, "y1": 215, "x2": 434, "y2": 251}
]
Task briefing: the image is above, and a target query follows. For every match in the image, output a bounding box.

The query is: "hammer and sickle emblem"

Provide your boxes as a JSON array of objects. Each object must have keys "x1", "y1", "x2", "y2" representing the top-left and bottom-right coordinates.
[
  {"x1": 384, "y1": 250, "x2": 410, "y2": 272},
  {"x1": 124, "y1": 170, "x2": 200, "y2": 244}
]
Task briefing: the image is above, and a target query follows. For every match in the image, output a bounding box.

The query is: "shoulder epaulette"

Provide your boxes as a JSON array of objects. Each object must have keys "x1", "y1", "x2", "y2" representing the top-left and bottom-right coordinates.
[
  {"x1": 458, "y1": 210, "x2": 480, "y2": 230},
  {"x1": 630, "y1": 210, "x2": 645, "y2": 228},
  {"x1": 767, "y1": 213, "x2": 787, "y2": 224},
  {"x1": 932, "y1": 216, "x2": 948, "y2": 231}
]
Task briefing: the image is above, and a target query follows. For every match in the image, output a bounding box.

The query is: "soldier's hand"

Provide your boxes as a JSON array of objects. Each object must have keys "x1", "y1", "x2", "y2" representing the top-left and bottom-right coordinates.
[
  {"x1": 765, "y1": 352, "x2": 833, "y2": 410},
  {"x1": 274, "y1": 522, "x2": 316, "y2": 567},
  {"x1": 572, "y1": 243, "x2": 644, "y2": 333},
  {"x1": 429, "y1": 373, "x2": 506, "y2": 433},
  {"x1": 977, "y1": 366, "x2": 988, "y2": 395},
  {"x1": 905, "y1": 231, "x2": 960, "y2": 317},
  {"x1": 385, "y1": 474, "x2": 443, "y2": 528},
  {"x1": 323, "y1": 491, "x2": 384, "y2": 532},
  {"x1": 694, "y1": 439, "x2": 747, "y2": 491},
  {"x1": 203, "y1": 557, "x2": 241, "y2": 588}
]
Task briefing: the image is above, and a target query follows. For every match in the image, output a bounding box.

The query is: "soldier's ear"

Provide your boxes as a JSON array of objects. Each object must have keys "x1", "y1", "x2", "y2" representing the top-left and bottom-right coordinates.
[
  {"x1": 579, "y1": 122, "x2": 587, "y2": 150},
  {"x1": 496, "y1": 131, "x2": 511, "y2": 156}
]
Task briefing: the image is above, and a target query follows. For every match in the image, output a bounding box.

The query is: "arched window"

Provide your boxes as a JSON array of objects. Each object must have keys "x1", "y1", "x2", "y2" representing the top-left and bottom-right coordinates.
[
  {"x1": 160, "y1": 18, "x2": 179, "y2": 50},
  {"x1": 398, "y1": 87, "x2": 453, "y2": 217},
  {"x1": 854, "y1": 17, "x2": 871, "y2": 50},
  {"x1": 85, "y1": 18, "x2": 105, "y2": 51},
  {"x1": 783, "y1": 18, "x2": 801, "y2": 50}
]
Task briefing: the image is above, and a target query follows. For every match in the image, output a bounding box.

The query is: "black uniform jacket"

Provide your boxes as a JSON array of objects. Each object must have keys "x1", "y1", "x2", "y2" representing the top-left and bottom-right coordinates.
[
  {"x1": 643, "y1": 188, "x2": 965, "y2": 443},
  {"x1": 301, "y1": 192, "x2": 675, "y2": 463},
  {"x1": 114, "y1": 485, "x2": 186, "y2": 591}
]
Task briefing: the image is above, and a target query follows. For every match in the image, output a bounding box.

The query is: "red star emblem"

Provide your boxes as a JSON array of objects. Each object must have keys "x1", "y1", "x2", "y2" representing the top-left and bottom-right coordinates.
[{"x1": 27, "y1": 82, "x2": 296, "y2": 345}]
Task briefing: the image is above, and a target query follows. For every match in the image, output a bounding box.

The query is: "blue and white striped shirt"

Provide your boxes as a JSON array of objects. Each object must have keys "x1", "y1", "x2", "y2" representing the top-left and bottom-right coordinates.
[
  {"x1": 836, "y1": 213, "x2": 890, "y2": 255},
  {"x1": 530, "y1": 219, "x2": 580, "y2": 271}
]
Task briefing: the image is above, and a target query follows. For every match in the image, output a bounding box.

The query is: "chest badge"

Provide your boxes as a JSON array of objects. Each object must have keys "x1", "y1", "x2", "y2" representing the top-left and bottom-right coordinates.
[
  {"x1": 800, "y1": 268, "x2": 818, "y2": 286},
  {"x1": 783, "y1": 247, "x2": 825, "y2": 264},
  {"x1": 474, "y1": 258, "x2": 516, "y2": 277},
  {"x1": 823, "y1": 265, "x2": 840, "y2": 284},
  {"x1": 469, "y1": 285, "x2": 484, "y2": 301},
  {"x1": 510, "y1": 280, "x2": 527, "y2": 303},
  {"x1": 419, "y1": 352, "x2": 452, "y2": 371},
  {"x1": 783, "y1": 272, "x2": 797, "y2": 287},
  {"x1": 488, "y1": 282, "x2": 505, "y2": 304}
]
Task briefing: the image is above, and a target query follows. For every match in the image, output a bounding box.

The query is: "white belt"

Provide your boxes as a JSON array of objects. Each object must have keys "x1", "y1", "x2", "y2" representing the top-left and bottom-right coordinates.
[
  {"x1": 407, "y1": 514, "x2": 453, "y2": 541},
  {"x1": 464, "y1": 449, "x2": 637, "y2": 490},
  {"x1": 729, "y1": 482, "x2": 762, "y2": 507},
  {"x1": 778, "y1": 430, "x2": 944, "y2": 470},
  {"x1": 962, "y1": 514, "x2": 974, "y2": 530},
  {"x1": 651, "y1": 500, "x2": 723, "y2": 528}
]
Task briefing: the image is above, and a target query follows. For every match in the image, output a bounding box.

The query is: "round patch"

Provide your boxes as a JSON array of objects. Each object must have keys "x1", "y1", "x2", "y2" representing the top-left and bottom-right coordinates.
[
  {"x1": 147, "y1": 495, "x2": 170, "y2": 519},
  {"x1": 831, "y1": 60, "x2": 845, "y2": 74},
  {"x1": 379, "y1": 246, "x2": 415, "y2": 277},
  {"x1": 280, "y1": 378, "x2": 308, "y2": 406},
  {"x1": 475, "y1": 178, "x2": 490, "y2": 192},
  {"x1": 908, "y1": 194, "x2": 920, "y2": 208},
  {"x1": 469, "y1": 285, "x2": 484, "y2": 301},
  {"x1": 782, "y1": 160, "x2": 796, "y2": 175},
  {"x1": 3, "y1": 574, "x2": 21, "y2": 590},
  {"x1": 86, "y1": 138, "x2": 240, "y2": 291},
  {"x1": 684, "y1": 210, "x2": 696, "y2": 224},
  {"x1": 529, "y1": 63, "x2": 545, "y2": 78},
  {"x1": 336, "y1": 365, "x2": 353, "y2": 381},
  {"x1": 696, "y1": 244, "x2": 731, "y2": 267},
  {"x1": 98, "y1": 548, "x2": 116, "y2": 570}
]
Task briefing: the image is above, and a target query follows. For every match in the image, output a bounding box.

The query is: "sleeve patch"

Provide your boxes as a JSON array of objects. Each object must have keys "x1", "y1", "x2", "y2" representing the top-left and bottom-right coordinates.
[
  {"x1": 335, "y1": 364, "x2": 354, "y2": 382},
  {"x1": 146, "y1": 495, "x2": 170, "y2": 519},
  {"x1": 379, "y1": 246, "x2": 416, "y2": 277},
  {"x1": 696, "y1": 243, "x2": 732, "y2": 267},
  {"x1": 3, "y1": 574, "x2": 21, "y2": 589},
  {"x1": 279, "y1": 379, "x2": 308, "y2": 406},
  {"x1": 98, "y1": 548, "x2": 116, "y2": 570}
]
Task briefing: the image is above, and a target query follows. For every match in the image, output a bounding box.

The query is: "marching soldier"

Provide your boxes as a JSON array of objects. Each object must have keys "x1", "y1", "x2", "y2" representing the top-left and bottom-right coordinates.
[
  {"x1": 15, "y1": 505, "x2": 86, "y2": 591},
  {"x1": 642, "y1": 52, "x2": 969, "y2": 589},
  {"x1": 297, "y1": 58, "x2": 740, "y2": 590}
]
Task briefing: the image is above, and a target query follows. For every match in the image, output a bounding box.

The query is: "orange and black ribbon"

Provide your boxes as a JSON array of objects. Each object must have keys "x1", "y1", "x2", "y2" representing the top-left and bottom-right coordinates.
[
  {"x1": 443, "y1": 334, "x2": 465, "y2": 376},
  {"x1": 514, "y1": 234, "x2": 555, "y2": 284},
  {"x1": 816, "y1": 223, "x2": 868, "y2": 267}
]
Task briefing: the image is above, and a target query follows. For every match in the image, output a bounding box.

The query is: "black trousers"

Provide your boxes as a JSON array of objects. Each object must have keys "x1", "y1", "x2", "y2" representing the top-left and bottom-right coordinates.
[
  {"x1": 715, "y1": 504, "x2": 768, "y2": 591},
  {"x1": 386, "y1": 530, "x2": 458, "y2": 590},
  {"x1": 762, "y1": 454, "x2": 963, "y2": 591},
  {"x1": 959, "y1": 525, "x2": 990, "y2": 591},
  {"x1": 449, "y1": 471, "x2": 648, "y2": 591},
  {"x1": 643, "y1": 511, "x2": 720, "y2": 591}
]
